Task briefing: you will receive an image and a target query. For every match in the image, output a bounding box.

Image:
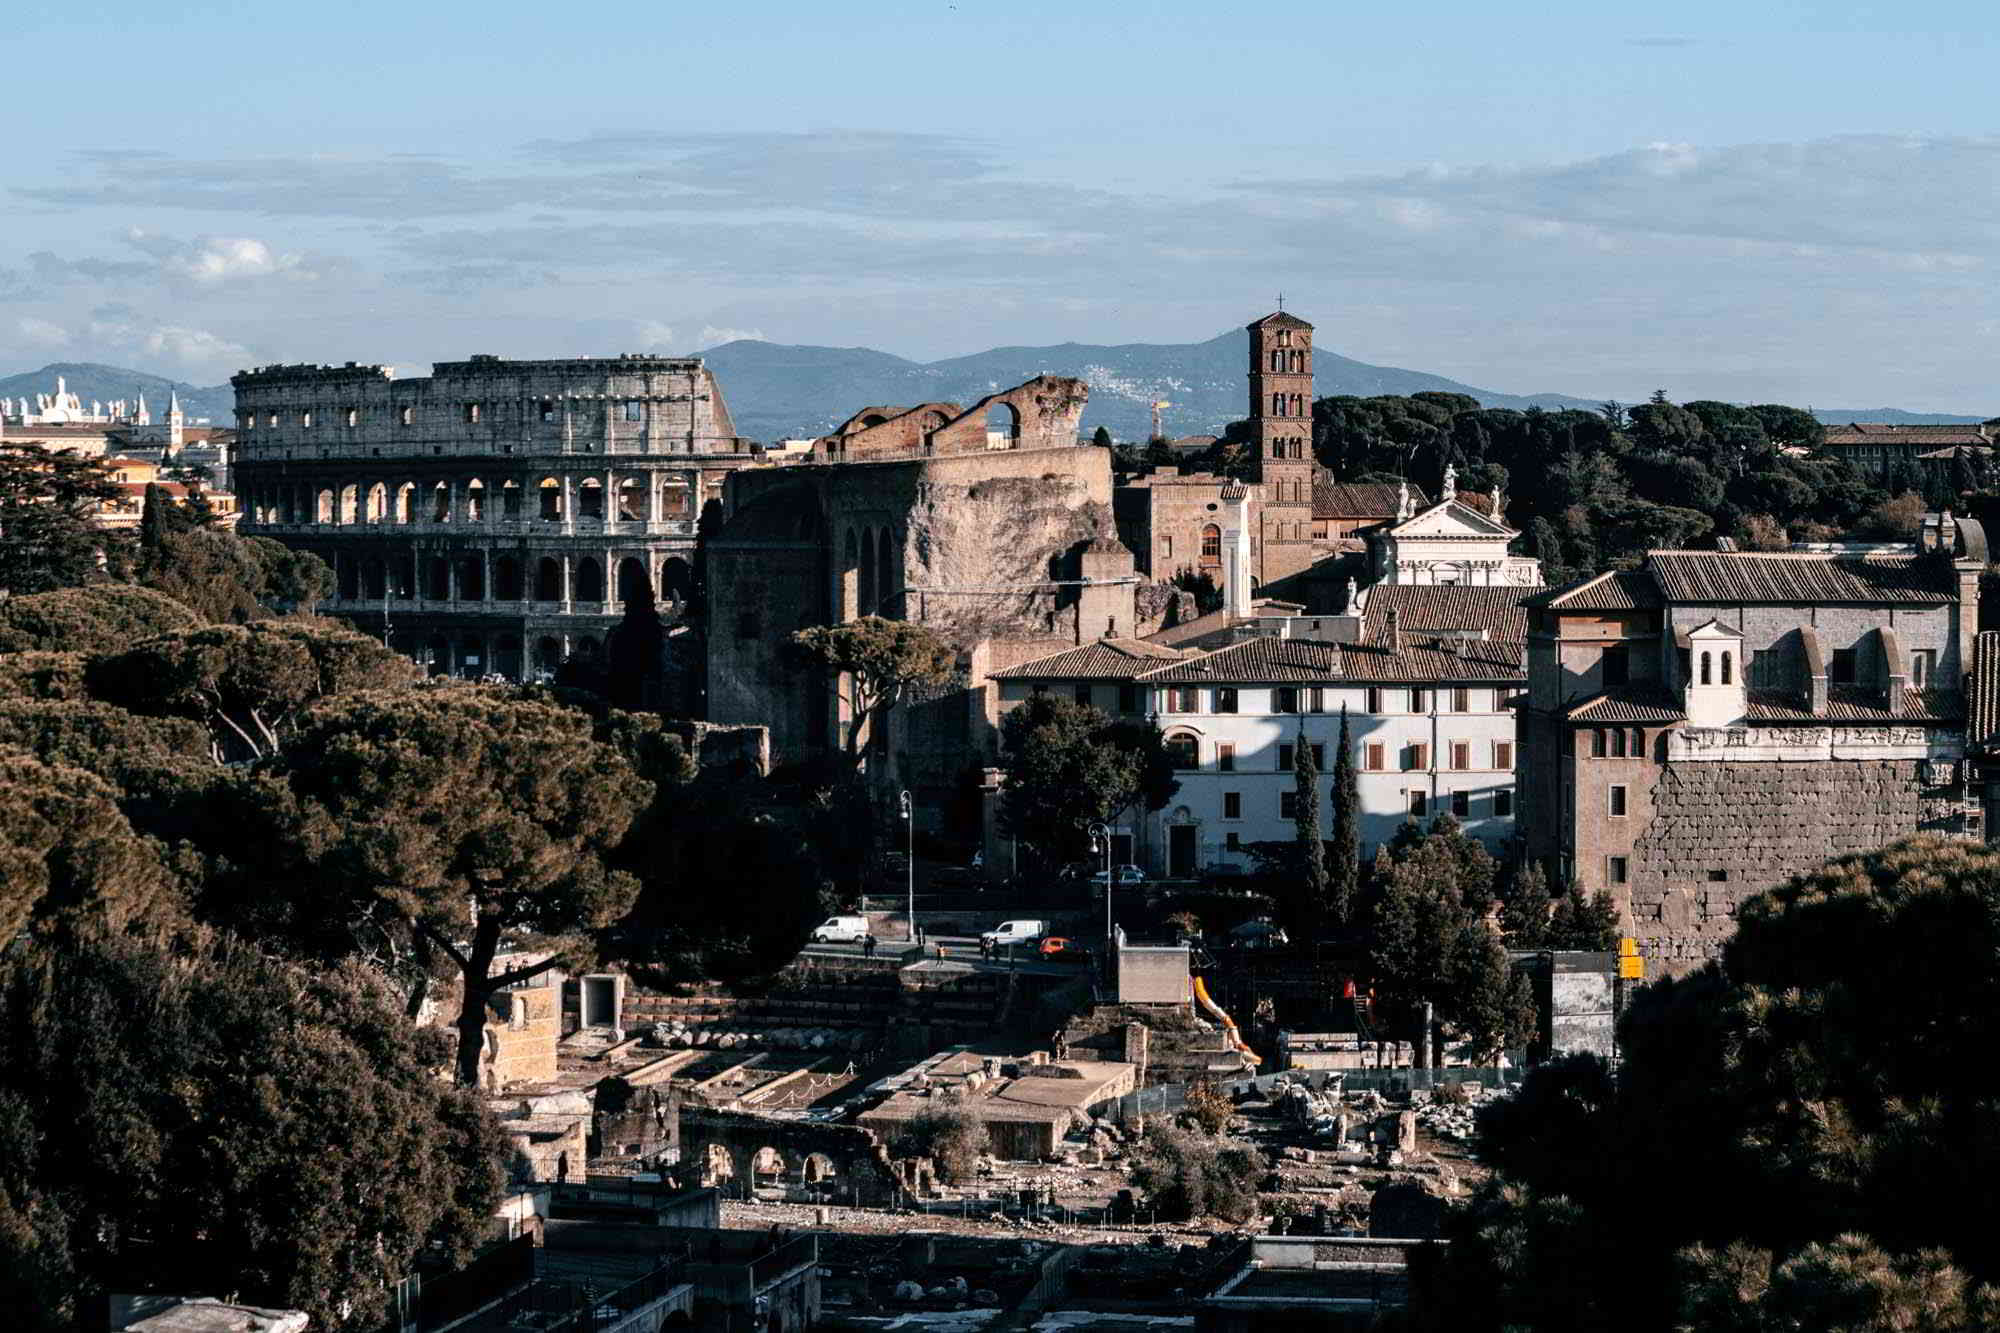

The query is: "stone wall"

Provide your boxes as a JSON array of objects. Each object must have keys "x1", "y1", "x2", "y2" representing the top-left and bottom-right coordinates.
[{"x1": 1629, "y1": 758, "x2": 1962, "y2": 972}]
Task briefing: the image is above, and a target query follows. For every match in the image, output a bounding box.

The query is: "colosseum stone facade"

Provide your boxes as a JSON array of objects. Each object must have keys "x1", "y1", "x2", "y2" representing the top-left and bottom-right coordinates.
[{"x1": 231, "y1": 353, "x2": 761, "y2": 679}]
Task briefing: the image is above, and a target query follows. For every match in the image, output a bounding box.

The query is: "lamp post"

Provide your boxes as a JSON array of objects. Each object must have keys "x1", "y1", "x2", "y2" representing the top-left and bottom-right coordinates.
[
  {"x1": 1089, "y1": 819, "x2": 1112, "y2": 947},
  {"x1": 899, "y1": 790, "x2": 915, "y2": 946}
]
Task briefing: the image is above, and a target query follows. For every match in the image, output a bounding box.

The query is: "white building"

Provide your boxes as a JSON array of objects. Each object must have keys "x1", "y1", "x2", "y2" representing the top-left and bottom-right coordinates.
[
  {"x1": 1370, "y1": 466, "x2": 1542, "y2": 588},
  {"x1": 991, "y1": 584, "x2": 1536, "y2": 877}
]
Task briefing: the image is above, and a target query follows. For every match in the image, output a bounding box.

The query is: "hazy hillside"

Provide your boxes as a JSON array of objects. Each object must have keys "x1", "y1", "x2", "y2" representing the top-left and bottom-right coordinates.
[{"x1": 0, "y1": 362, "x2": 233, "y2": 424}]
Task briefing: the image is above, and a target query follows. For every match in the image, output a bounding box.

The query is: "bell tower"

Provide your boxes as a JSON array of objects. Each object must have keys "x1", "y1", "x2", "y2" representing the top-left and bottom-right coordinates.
[{"x1": 1247, "y1": 310, "x2": 1315, "y2": 584}]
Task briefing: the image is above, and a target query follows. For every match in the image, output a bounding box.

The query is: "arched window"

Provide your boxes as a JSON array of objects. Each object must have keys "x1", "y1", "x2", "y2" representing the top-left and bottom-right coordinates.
[
  {"x1": 535, "y1": 556, "x2": 564, "y2": 601},
  {"x1": 1720, "y1": 651, "x2": 1733, "y2": 685},
  {"x1": 315, "y1": 489, "x2": 335, "y2": 523},
  {"x1": 396, "y1": 482, "x2": 417, "y2": 523},
  {"x1": 458, "y1": 556, "x2": 485, "y2": 601},
  {"x1": 616, "y1": 556, "x2": 649, "y2": 603},
  {"x1": 1290, "y1": 350, "x2": 1305, "y2": 372},
  {"x1": 1610, "y1": 728, "x2": 1627, "y2": 757},
  {"x1": 425, "y1": 556, "x2": 450, "y2": 601},
  {"x1": 493, "y1": 555, "x2": 522, "y2": 601},
  {"x1": 1164, "y1": 732, "x2": 1199, "y2": 770},
  {"x1": 859, "y1": 526, "x2": 878, "y2": 615},
  {"x1": 494, "y1": 634, "x2": 523, "y2": 681},
  {"x1": 1699, "y1": 651, "x2": 1712, "y2": 685},
  {"x1": 877, "y1": 528, "x2": 896, "y2": 611},
  {"x1": 661, "y1": 556, "x2": 693, "y2": 602},
  {"x1": 458, "y1": 635, "x2": 484, "y2": 678},
  {"x1": 574, "y1": 557, "x2": 604, "y2": 602},
  {"x1": 1269, "y1": 350, "x2": 1284, "y2": 371},
  {"x1": 539, "y1": 478, "x2": 563, "y2": 521},
  {"x1": 1201, "y1": 524, "x2": 1222, "y2": 561},
  {"x1": 617, "y1": 477, "x2": 645, "y2": 521},
  {"x1": 1271, "y1": 393, "x2": 1286, "y2": 415},
  {"x1": 338, "y1": 484, "x2": 359, "y2": 524},
  {"x1": 578, "y1": 478, "x2": 604, "y2": 520},
  {"x1": 425, "y1": 634, "x2": 449, "y2": 677},
  {"x1": 984, "y1": 401, "x2": 1021, "y2": 447},
  {"x1": 365, "y1": 483, "x2": 388, "y2": 522},
  {"x1": 430, "y1": 481, "x2": 450, "y2": 523},
  {"x1": 535, "y1": 636, "x2": 563, "y2": 672},
  {"x1": 391, "y1": 554, "x2": 416, "y2": 599},
  {"x1": 463, "y1": 478, "x2": 486, "y2": 522},
  {"x1": 362, "y1": 558, "x2": 386, "y2": 600},
  {"x1": 500, "y1": 479, "x2": 522, "y2": 519},
  {"x1": 335, "y1": 553, "x2": 358, "y2": 601}
]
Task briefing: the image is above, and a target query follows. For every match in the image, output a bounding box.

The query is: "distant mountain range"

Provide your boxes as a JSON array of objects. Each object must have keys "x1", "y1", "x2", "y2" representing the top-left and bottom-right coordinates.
[{"x1": 2, "y1": 340, "x2": 1986, "y2": 443}]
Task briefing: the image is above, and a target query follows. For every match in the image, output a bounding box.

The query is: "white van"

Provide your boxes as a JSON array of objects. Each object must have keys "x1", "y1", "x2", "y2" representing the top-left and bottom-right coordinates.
[
  {"x1": 811, "y1": 915, "x2": 872, "y2": 944},
  {"x1": 980, "y1": 919, "x2": 1048, "y2": 948}
]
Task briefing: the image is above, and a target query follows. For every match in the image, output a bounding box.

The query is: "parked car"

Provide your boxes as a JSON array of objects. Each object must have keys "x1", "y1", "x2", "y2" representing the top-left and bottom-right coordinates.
[
  {"x1": 1090, "y1": 864, "x2": 1149, "y2": 887},
  {"x1": 1038, "y1": 936, "x2": 1092, "y2": 963},
  {"x1": 980, "y1": 919, "x2": 1049, "y2": 949},
  {"x1": 810, "y1": 915, "x2": 872, "y2": 944}
]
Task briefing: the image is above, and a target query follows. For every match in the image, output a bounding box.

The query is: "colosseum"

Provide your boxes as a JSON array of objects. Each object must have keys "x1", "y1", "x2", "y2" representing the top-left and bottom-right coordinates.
[{"x1": 230, "y1": 353, "x2": 762, "y2": 678}]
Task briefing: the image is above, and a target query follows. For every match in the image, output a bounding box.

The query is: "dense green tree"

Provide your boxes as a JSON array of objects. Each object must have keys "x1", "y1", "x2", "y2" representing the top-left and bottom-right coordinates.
[
  {"x1": 1417, "y1": 835, "x2": 2000, "y2": 1331},
  {"x1": 267, "y1": 688, "x2": 651, "y2": 1084},
  {"x1": 792, "y1": 616, "x2": 956, "y2": 770},
  {"x1": 1292, "y1": 720, "x2": 1327, "y2": 930},
  {"x1": 996, "y1": 694, "x2": 1180, "y2": 866},
  {"x1": 0, "y1": 444, "x2": 125, "y2": 594},
  {"x1": 0, "y1": 583, "x2": 201, "y2": 654},
  {"x1": 1092, "y1": 425, "x2": 1114, "y2": 448},
  {"x1": 1452, "y1": 925, "x2": 1539, "y2": 1064},
  {"x1": 1547, "y1": 881, "x2": 1620, "y2": 950},
  {"x1": 0, "y1": 924, "x2": 506, "y2": 1330},
  {"x1": 1369, "y1": 816, "x2": 1501, "y2": 1063},
  {"x1": 86, "y1": 619, "x2": 412, "y2": 759},
  {"x1": 1500, "y1": 860, "x2": 1557, "y2": 948},
  {"x1": 892, "y1": 1103, "x2": 990, "y2": 1185},
  {"x1": 0, "y1": 650, "x2": 88, "y2": 700},
  {"x1": 1328, "y1": 706, "x2": 1359, "y2": 925},
  {"x1": 0, "y1": 751, "x2": 181, "y2": 942},
  {"x1": 1128, "y1": 1121, "x2": 1261, "y2": 1222}
]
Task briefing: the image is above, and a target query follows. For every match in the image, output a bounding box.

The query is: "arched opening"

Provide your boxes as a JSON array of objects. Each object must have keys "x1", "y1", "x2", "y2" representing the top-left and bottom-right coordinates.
[
  {"x1": 458, "y1": 556, "x2": 485, "y2": 601},
  {"x1": 338, "y1": 484, "x2": 359, "y2": 524},
  {"x1": 500, "y1": 479, "x2": 522, "y2": 520},
  {"x1": 616, "y1": 556, "x2": 649, "y2": 603},
  {"x1": 660, "y1": 481, "x2": 690, "y2": 519},
  {"x1": 315, "y1": 488, "x2": 335, "y2": 523},
  {"x1": 336, "y1": 553, "x2": 359, "y2": 601},
  {"x1": 877, "y1": 528, "x2": 897, "y2": 612},
  {"x1": 660, "y1": 556, "x2": 693, "y2": 603},
  {"x1": 750, "y1": 1147, "x2": 788, "y2": 1196},
  {"x1": 458, "y1": 635, "x2": 484, "y2": 678},
  {"x1": 573, "y1": 557, "x2": 604, "y2": 602},
  {"x1": 1269, "y1": 349, "x2": 1284, "y2": 371},
  {"x1": 573, "y1": 635, "x2": 602, "y2": 662},
  {"x1": 425, "y1": 556, "x2": 450, "y2": 601},
  {"x1": 493, "y1": 555, "x2": 522, "y2": 601},
  {"x1": 538, "y1": 478, "x2": 563, "y2": 522},
  {"x1": 494, "y1": 633, "x2": 523, "y2": 681},
  {"x1": 859, "y1": 413, "x2": 888, "y2": 429},
  {"x1": 802, "y1": 1153, "x2": 838, "y2": 1185},
  {"x1": 1720, "y1": 651, "x2": 1733, "y2": 685},
  {"x1": 396, "y1": 482, "x2": 417, "y2": 524},
  {"x1": 365, "y1": 482, "x2": 388, "y2": 522},
  {"x1": 534, "y1": 557, "x2": 563, "y2": 602},
  {"x1": 430, "y1": 481, "x2": 451, "y2": 523},
  {"x1": 859, "y1": 525, "x2": 877, "y2": 616},
  {"x1": 984, "y1": 401, "x2": 1022, "y2": 448},
  {"x1": 362, "y1": 557, "x2": 386, "y2": 600},
  {"x1": 424, "y1": 633, "x2": 450, "y2": 677},
  {"x1": 535, "y1": 636, "x2": 563, "y2": 675},
  {"x1": 701, "y1": 1143, "x2": 736, "y2": 1190},
  {"x1": 578, "y1": 478, "x2": 605, "y2": 520},
  {"x1": 391, "y1": 554, "x2": 416, "y2": 599},
  {"x1": 1270, "y1": 392, "x2": 1286, "y2": 416},
  {"x1": 1201, "y1": 523, "x2": 1222, "y2": 562},
  {"x1": 1290, "y1": 350, "x2": 1305, "y2": 372},
  {"x1": 464, "y1": 478, "x2": 486, "y2": 522},
  {"x1": 617, "y1": 477, "x2": 646, "y2": 521},
  {"x1": 843, "y1": 529, "x2": 860, "y2": 616},
  {"x1": 1699, "y1": 652, "x2": 1712, "y2": 685}
]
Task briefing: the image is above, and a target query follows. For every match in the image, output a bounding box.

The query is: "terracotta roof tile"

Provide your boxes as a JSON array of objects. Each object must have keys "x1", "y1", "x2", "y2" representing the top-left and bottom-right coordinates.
[
  {"x1": 1522, "y1": 570, "x2": 1663, "y2": 611},
  {"x1": 990, "y1": 638, "x2": 1189, "y2": 680},
  {"x1": 1564, "y1": 686, "x2": 1685, "y2": 722},
  {"x1": 1974, "y1": 632, "x2": 2000, "y2": 744},
  {"x1": 1361, "y1": 585, "x2": 1536, "y2": 641},
  {"x1": 1312, "y1": 481, "x2": 1417, "y2": 520},
  {"x1": 1138, "y1": 633, "x2": 1523, "y2": 685},
  {"x1": 1823, "y1": 423, "x2": 1994, "y2": 444},
  {"x1": 1743, "y1": 687, "x2": 1963, "y2": 724},
  {"x1": 1647, "y1": 551, "x2": 1956, "y2": 605}
]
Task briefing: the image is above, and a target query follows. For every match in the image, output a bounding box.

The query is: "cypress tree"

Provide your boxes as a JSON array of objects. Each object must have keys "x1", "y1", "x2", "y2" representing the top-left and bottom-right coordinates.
[
  {"x1": 1294, "y1": 720, "x2": 1327, "y2": 931},
  {"x1": 138, "y1": 482, "x2": 176, "y2": 560},
  {"x1": 1329, "y1": 705, "x2": 1358, "y2": 925}
]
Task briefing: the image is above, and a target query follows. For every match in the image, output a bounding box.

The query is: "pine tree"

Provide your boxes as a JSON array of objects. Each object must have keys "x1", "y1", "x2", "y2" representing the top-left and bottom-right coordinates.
[
  {"x1": 1548, "y1": 881, "x2": 1621, "y2": 950},
  {"x1": 1329, "y1": 706, "x2": 1358, "y2": 925},
  {"x1": 1502, "y1": 860, "x2": 1557, "y2": 949},
  {"x1": 138, "y1": 482, "x2": 176, "y2": 560},
  {"x1": 1293, "y1": 721, "x2": 1327, "y2": 933},
  {"x1": 1092, "y1": 425, "x2": 1114, "y2": 449}
]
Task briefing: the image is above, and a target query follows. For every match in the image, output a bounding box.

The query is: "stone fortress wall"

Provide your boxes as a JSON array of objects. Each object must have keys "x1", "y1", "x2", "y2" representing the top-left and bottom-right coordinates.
[{"x1": 231, "y1": 354, "x2": 761, "y2": 678}]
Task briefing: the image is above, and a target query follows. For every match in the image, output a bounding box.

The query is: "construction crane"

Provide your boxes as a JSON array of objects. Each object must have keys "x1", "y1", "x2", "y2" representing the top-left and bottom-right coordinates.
[{"x1": 1151, "y1": 399, "x2": 1171, "y2": 441}]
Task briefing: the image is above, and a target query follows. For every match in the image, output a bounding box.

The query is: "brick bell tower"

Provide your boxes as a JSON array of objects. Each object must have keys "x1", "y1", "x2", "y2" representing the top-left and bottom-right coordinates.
[{"x1": 1248, "y1": 310, "x2": 1316, "y2": 584}]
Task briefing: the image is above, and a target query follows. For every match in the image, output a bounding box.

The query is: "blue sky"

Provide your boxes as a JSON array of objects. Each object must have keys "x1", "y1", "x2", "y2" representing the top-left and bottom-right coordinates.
[{"x1": 3, "y1": 0, "x2": 1996, "y2": 409}]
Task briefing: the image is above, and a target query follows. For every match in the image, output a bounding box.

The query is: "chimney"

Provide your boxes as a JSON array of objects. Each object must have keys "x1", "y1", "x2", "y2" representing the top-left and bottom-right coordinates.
[{"x1": 1387, "y1": 608, "x2": 1402, "y2": 652}]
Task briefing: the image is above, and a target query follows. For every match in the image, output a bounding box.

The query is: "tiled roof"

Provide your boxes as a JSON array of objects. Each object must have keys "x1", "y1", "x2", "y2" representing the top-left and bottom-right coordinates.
[
  {"x1": 1918, "y1": 445, "x2": 1995, "y2": 460},
  {"x1": 1564, "y1": 686, "x2": 1685, "y2": 723},
  {"x1": 1522, "y1": 570, "x2": 1663, "y2": 611},
  {"x1": 1824, "y1": 423, "x2": 1993, "y2": 444},
  {"x1": 1973, "y1": 632, "x2": 2000, "y2": 744},
  {"x1": 1647, "y1": 551, "x2": 1956, "y2": 605},
  {"x1": 1312, "y1": 481, "x2": 1417, "y2": 520},
  {"x1": 1361, "y1": 585, "x2": 1536, "y2": 641},
  {"x1": 990, "y1": 638, "x2": 1189, "y2": 680},
  {"x1": 1743, "y1": 687, "x2": 1963, "y2": 724},
  {"x1": 1139, "y1": 633, "x2": 1523, "y2": 685},
  {"x1": 1252, "y1": 312, "x2": 1313, "y2": 329}
]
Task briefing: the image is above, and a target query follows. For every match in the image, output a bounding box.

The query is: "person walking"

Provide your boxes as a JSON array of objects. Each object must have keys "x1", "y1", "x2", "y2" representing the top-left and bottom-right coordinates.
[{"x1": 863, "y1": 933, "x2": 878, "y2": 959}]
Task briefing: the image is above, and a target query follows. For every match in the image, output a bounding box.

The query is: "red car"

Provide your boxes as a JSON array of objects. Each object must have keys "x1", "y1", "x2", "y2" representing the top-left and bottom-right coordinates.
[{"x1": 1039, "y1": 937, "x2": 1092, "y2": 963}]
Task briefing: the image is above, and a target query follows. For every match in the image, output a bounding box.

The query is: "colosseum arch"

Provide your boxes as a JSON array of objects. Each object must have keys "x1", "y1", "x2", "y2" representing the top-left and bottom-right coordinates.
[
  {"x1": 616, "y1": 556, "x2": 649, "y2": 603},
  {"x1": 464, "y1": 478, "x2": 486, "y2": 522},
  {"x1": 500, "y1": 479, "x2": 522, "y2": 520},
  {"x1": 574, "y1": 557, "x2": 604, "y2": 602},
  {"x1": 396, "y1": 482, "x2": 417, "y2": 524},
  {"x1": 494, "y1": 634, "x2": 523, "y2": 680},
  {"x1": 457, "y1": 555, "x2": 485, "y2": 601},
  {"x1": 701, "y1": 1143, "x2": 738, "y2": 1190},
  {"x1": 617, "y1": 477, "x2": 646, "y2": 521},
  {"x1": 750, "y1": 1146, "x2": 789, "y2": 1196},
  {"x1": 984, "y1": 401, "x2": 1021, "y2": 447},
  {"x1": 424, "y1": 633, "x2": 450, "y2": 676},
  {"x1": 425, "y1": 556, "x2": 450, "y2": 601},
  {"x1": 336, "y1": 484, "x2": 358, "y2": 524},
  {"x1": 363, "y1": 557, "x2": 386, "y2": 600},
  {"x1": 493, "y1": 555, "x2": 523, "y2": 601},
  {"x1": 538, "y1": 477, "x2": 563, "y2": 522},
  {"x1": 802, "y1": 1153, "x2": 838, "y2": 1184},
  {"x1": 660, "y1": 556, "x2": 692, "y2": 602},
  {"x1": 336, "y1": 553, "x2": 359, "y2": 601},
  {"x1": 429, "y1": 481, "x2": 451, "y2": 523},
  {"x1": 365, "y1": 483, "x2": 388, "y2": 522},
  {"x1": 534, "y1": 557, "x2": 562, "y2": 602},
  {"x1": 573, "y1": 635, "x2": 603, "y2": 661},
  {"x1": 535, "y1": 636, "x2": 563, "y2": 674},
  {"x1": 578, "y1": 478, "x2": 605, "y2": 521}
]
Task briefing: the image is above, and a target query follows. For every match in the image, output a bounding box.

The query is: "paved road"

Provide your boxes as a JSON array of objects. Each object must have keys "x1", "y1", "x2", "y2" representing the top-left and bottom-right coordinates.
[{"x1": 798, "y1": 934, "x2": 1088, "y2": 977}]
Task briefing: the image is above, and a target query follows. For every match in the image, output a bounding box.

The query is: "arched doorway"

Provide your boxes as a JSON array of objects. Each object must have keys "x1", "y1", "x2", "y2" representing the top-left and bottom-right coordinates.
[
  {"x1": 534, "y1": 636, "x2": 563, "y2": 676},
  {"x1": 750, "y1": 1147, "x2": 788, "y2": 1197},
  {"x1": 534, "y1": 557, "x2": 562, "y2": 602},
  {"x1": 493, "y1": 555, "x2": 522, "y2": 601},
  {"x1": 574, "y1": 557, "x2": 604, "y2": 602},
  {"x1": 660, "y1": 556, "x2": 693, "y2": 603},
  {"x1": 616, "y1": 556, "x2": 650, "y2": 603},
  {"x1": 985, "y1": 401, "x2": 1021, "y2": 448},
  {"x1": 457, "y1": 556, "x2": 485, "y2": 601}
]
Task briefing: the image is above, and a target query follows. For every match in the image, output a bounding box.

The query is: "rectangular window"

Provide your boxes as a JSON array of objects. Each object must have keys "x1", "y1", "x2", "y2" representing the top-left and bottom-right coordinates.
[
  {"x1": 1223, "y1": 792, "x2": 1242, "y2": 819},
  {"x1": 1831, "y1": 648, "x2": 1858, "y2": 685},
  {"x1": 1280, "y1": 791, "x2": 1299, "y2": 819},
  {"x1": 1366, "y1": 687, "x2": 1384, "y2": 714},
  {"x1": 1494, "y1": 789, "x2": 1514, "y2": 817},
  {"x1": 464, "y1": 403, "x2": 481, "y2": 424},
  {"x1": 1073, "y1": 683, "x2": 1092, "y2": 706},
  {"x1": 1310, "y1": 744, "x2": 1325, "y2": 769},
  {"x1": 1403, "y1": 743, "x2": 1430, "y2": 771},
  {"x1": 1166, "y1": 734, "x2": 1199, "y2": 770},
  {"x1": 1309, "y1": 687, "x2": 1325, "y2": 713},
  {"x1": 1609, "y1": 785, "x2": 1629, "y2": 817},
  {"x1": 1608, "y1": 855, "x2": 1629, "y2": 885},
  {"x1": 1364, "y1": 743, "x2": 1386, "y2": 771},
  {"x1": 1214, "y1": 687, "x2": 1239, "y2": 714},
  {"x1": 540, "y1": 399, "x2": 557, "y2": 422},
  {"x1": 1493, "y1": 741, "x2": 1515, "y2": 770},
  {"x1": 1217, "y1": 743, "x2": 1236, "y2": 772},
  {"x1": 1225, "y1": 831, "x2": 1241, "y2": 851},
  {"x1": 1591, "y1": 729, "x2": 1607, "y2": 758},
  {"x1": 1451, "y1": 688, "x2": 1470, "y2": 713},
  {"x1": 1409, "y1": 688, "x2": 1430, "y2": 712},
  {"x1": 624, "y1": 401, "x2": 645, "y2": 423},
  {"x1": 1450, "y1": 741, "x2": 1471, "y2": 771},
  {"x1": 1173, "y1": 687, "x2": 1200, "y2": 713},
  {"x1": 1911, "y1": 649, "x2": 1937, "y2": 690},
  {"x1": 1278, "y1": 743, "x2": 1294, "y2": 770},
  {"x1": 1407, "y1": 790, "x2": 1428, "y2": 818},
  {"x1": 1707, "y1": 868, "x2": 1729, "y2": 882},
  {"x1": 1603, "y1": 644, "x2": 1630, "y2": 687},
  {"x1": 1275, "y1": 687, "x2": 1299, "y2": 713},
  {"x1": 1118, "y1": 684, "x2": 1138, "y2": 714},
  {"x1": 1451, "y1": 790, "x2": 1470, "y2": 818}
]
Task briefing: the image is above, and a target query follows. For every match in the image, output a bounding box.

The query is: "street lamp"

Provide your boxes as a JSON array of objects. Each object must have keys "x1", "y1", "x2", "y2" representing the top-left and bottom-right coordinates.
[
  {"x1": 1088, "y1": 819, "x2": 1112, "y2": 948},
  {"x1": 899, "y1": 790, "x2": 915, "y2": 946}
]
